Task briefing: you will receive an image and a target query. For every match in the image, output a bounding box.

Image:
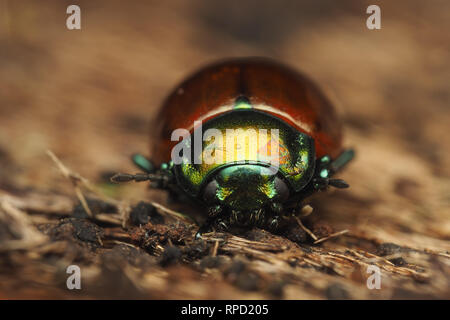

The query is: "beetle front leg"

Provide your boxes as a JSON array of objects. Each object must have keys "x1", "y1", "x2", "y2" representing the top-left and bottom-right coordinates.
[
  {"x1": 317, "y1": 149, "x2": 354, "y2": 180},
  {"x1": 195, "y1": 205, "x2": 225, "y2": 239},
  {"x1": 311, "y1": 149, "x2": 354, "y2": 192}
]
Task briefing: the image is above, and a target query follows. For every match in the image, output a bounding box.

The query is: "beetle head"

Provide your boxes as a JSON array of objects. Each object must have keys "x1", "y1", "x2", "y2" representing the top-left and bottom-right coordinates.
[{"x1": 202, "y1": 164, "x2": 289, "y2": 212}]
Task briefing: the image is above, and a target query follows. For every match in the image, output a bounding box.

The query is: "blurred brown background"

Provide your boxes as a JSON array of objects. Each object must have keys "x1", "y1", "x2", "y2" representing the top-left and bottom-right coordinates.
[{"x1": 0, "y1": 0, "x2": 449, "y2": 299}]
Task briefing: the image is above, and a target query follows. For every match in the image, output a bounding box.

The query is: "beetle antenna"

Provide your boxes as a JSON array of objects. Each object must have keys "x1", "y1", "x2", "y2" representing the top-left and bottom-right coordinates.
[{"x1": 110, "y1": 172, "x2": 169, "y2": 184}]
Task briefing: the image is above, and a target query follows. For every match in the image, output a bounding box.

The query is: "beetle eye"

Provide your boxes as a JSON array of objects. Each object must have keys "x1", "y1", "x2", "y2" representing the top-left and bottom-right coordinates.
[
  {"x1": 203, "y1": 179, "x2": 218, "y2": 203},
  {"x1": 274, "y1": 177, "x2": 289, "y2": 201}
]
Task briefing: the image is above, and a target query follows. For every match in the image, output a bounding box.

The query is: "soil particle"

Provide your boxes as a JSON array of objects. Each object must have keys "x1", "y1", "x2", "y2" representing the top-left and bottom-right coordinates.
[
  {"x1": 71, "y1": 219, "x2": 104, "y2": 244},
  {"x1": 101, "y1": 244, "x2": 157, "y2": 268},
  {"x1": 160, "y1": 246, "x2": 182, "y2": 267},
  {"x1": 266, "y1": 280, "x2": 286, "y2": 298},
  {"x1": 130, "y1": 201, "x2": 164, "y2": 226},
  {"x1": 42, "y1": 218, "x2": 104, "y2": 246},
  {"x1": 287, "y1": 257, "x2": 299, "y2": 267},
  {"x1": 72, "y1": 198, "x2": 117, "y2": 219},
  {"x1": 200, "y1": 256, "x2": 225, "y2": 269},
  {"x1": 224, "y1": 259, "x2": 247, "y2": 279},
  {"x1": 182, "y1": 240, "x2": 212, "y2": 261},
  {"x1": 134, "y1": 221, "x2": 192, "y2": 253},
  {"x1": 389, "y1": 257, "x2": 408, "y2": 266},
  {"x1": 325, "y1": 283, "x2": 350, "y2": 300},
  {"x1": 312, "y1": 222, "x2": 334, "y2": 239},
  {"x1": 234, "y1": 271, "x2": 261, "y2": 291},
  {"x1": 283, "y1": 224, "x2": 308, "y2": 244},
  {"x1": 376, "y1": 242, "x2": 411, "y2": 256}
]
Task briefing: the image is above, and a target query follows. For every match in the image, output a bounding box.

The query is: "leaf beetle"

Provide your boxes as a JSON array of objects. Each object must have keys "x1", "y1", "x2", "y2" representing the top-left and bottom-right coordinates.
[{"x1": 112, "y1": 57, "x2": 354, "y2": 237}]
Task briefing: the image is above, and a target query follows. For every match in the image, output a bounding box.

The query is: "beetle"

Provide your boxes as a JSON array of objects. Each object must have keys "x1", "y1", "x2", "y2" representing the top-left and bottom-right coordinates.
[{"x1": 112, "y1": 57, "x2": 354, "y2": 237}]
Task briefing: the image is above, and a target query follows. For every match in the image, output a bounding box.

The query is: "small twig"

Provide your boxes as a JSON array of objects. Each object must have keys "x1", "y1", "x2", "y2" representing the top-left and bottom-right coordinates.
[
  {"x1": 0, "y1": 191, "x2": 73, "y2": 216},
  {"x1": 47, "y1": 150, "x2": 94, "y2": 217},
  {"x1": 103, "y1": 229, "x2": 133, "y2": 242},
  {"x1": 0, "y1": 200, "x2": 48, "y2": 251},
  {"x1": 423, "y1": 249, "x2": 450, "y2": 259},
  {"x1": 314, "y1": 229, "x2": 349, "y2": 244},
  {"x1": 223, "y1": 235, "x2": 287, "y2": 252},
  {"x1": 47, "y1": 149, "x2": 139, "y2": 227},
  {"x1": 107, "y1": 240, "x2": 139, "y2": 249},
  {"x1": 150, "y1": 201, "x2": 195, "y2": 224},
  {"x1": 202, "y1": 237, "x2": 226, "y2": 243},
  {"x1": 294, "y1": 216, "x2": 318, "y2": 241},
  {"x1": 94, "y1": 213, "x2": 123, "y2": 226},
  {"x1": 97, "y1": 234, "x2": 104, "y2": 246},
  {"x1": 74, "y1": 186, "x2": 93, "y2": 217},
  {"x1": 212, "y1": 240, "x2": 219, "y2": 257},
  {"x1": 47, "y1": 150, "x2": 122, "y2": 203},
  {"x1": 47, "y1": 150, "x2": 195, "y2": 228}
]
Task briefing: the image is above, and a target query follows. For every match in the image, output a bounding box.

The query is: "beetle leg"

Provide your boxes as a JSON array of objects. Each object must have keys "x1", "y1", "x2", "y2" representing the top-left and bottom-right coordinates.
[
  {"x1": 330, "y1": 149, "x2": 355, "y2": 174},
  {"x1": 198, "y1": 217, "x2": 228, "y2": 237},
  {"x1": 317, "y1": 150, "x2": 355, "y2": 177},
  {"x1": 194, "y1": 205, "x2": 224, "y2": 239},
  {"x1": 195, "y1": 218, "x2": 215, "y2": 239},
  {"x1": 131, "y1": 154, "x2": 156, "y2": 173},
  {"x1": 311, "y1": 150, "x2": 354, "y2": 191}
]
